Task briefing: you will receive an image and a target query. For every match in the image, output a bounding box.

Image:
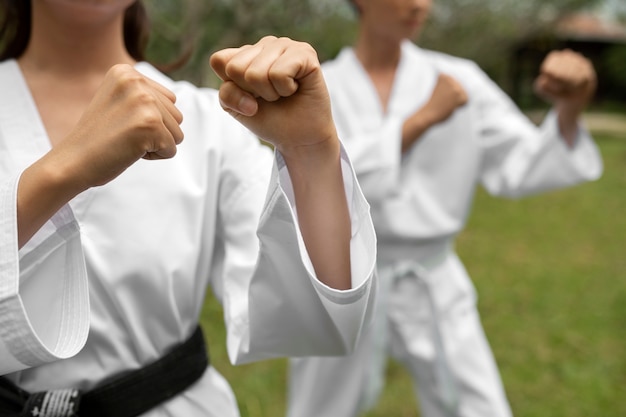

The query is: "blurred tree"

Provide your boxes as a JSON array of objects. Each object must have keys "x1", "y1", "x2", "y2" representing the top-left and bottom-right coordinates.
[
  {"x1": 418, "y1": 0, "x2": 605, "y2": 89},
  {"x1": 143, "y1": 0, "x2": 606, "y2": 88},
  {"x1": 602, "y1": 44, "x2": 626, "y2": 93},
  {"x1": 144, "y1": 0, "x2": 356, "y2": 86}
]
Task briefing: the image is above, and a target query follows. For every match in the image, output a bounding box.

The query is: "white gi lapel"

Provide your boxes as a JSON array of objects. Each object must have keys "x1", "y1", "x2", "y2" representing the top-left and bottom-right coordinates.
[
  {"x1": 0, "y1": 60, "x2": 51, "y2": 172},
  {"x1": 337, "y1": 48, "x2": 385, "y2": 129},
  {"x1": 388, "y1": 41, "x2": 438, "y2": 118}
]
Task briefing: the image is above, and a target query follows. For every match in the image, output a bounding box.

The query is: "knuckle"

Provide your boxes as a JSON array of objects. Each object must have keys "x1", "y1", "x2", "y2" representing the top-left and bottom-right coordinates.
[
  {"x1": 267, "y1": 66, "x2": 283, "y2": 82},
  {"x1": 173, "y1": 109, "x2": 184, "y2": 124},
  {"x1": 244, "y1": 68, "x2": 266, "y2": 85},
  {"x1": 224, "y1": 62, "x2": 244, "y2": 81},
  {"x1": 277, "y1": 36, "x2": 295, "y2": 47},
  {"x1": 301, "y1": 41, "x2": 319, "y2": 59},
  {"x1": 162, "y1": 143, "x2": 177, "y2": 158},
  {"x1": 135, "y1": 90, "x2": 158, "y2": 106},
  {"x1": 111, "y1": 68, "x2": 148, "y2": 95},
  {"x1": 116, "y1": 68, "x2": 143, "y2": 86},
  {"x1": 137, "y1": 107, "x2": 162, "y2": 130},
  {"x1": 108, "y1": 63, "x2": 134, "y2": 78}
]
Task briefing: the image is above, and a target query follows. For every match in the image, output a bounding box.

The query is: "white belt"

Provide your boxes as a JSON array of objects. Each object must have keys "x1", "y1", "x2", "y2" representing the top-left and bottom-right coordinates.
[{"x1": 381, "y1": 254, "x2": 460, "y2": 417}]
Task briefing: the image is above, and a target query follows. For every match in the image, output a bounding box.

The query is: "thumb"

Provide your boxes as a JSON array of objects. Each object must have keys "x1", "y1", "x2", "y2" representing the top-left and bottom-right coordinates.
[
  {"x1": 533, "y1": 74, "x2": 562, "y2": 101},
  {"x1": 218, "y1": 80, "x2": 259, "y2": 117}
]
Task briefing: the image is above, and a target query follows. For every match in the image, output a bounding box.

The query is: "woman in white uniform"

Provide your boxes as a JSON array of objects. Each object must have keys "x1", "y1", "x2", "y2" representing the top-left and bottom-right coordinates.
[
  {"x1": 287, "y1": 1, "x2": 602, "y2": 417},
  {"x1": 0, "y1": 1, "x2": 377, "y2": 416}
]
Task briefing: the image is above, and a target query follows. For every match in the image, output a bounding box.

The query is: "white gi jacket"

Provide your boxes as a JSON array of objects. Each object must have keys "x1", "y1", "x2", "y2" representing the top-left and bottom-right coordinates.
[
  {"x1": 322, "y1": 41, "x2": 602, "y2": 267},
  {"x1": 0, "y1": 60, "x2": 377, "y2": 416}
]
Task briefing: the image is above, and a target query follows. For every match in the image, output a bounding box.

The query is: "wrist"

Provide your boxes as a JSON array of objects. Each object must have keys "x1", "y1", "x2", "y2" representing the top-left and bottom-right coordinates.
[
  {"x1": 37, "y1": 150, "x2": 89, "y2": 202},
  {"x1": 402, "y1": 109, "x2": 436, "y2": 151},
  {"x1": 554, "y1": 103, "x2": 583, "y2": 146},
  {"x1": 277, "y1": 132, "x2": 342, "y2": 175},
  {"x1": 17, "y1": 153, "x2": 85, "y2": 247}
]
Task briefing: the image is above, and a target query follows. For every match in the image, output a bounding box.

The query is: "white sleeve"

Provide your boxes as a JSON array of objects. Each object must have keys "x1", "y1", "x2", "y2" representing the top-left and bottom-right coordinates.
[
  {"x1": 214, "y1": 128, "x2": 377, "y2": 365},
  {"x1": 0, "y1": 174, "x2": 90, "y2": 375},
  {"x1": 473, "y1": 63, "x2": 603, "y2": 198}
]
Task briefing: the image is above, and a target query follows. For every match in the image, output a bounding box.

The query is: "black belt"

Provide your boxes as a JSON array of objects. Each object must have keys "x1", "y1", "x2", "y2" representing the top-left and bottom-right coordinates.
[{"x1": 0, "y1": 326, "x2": 209, "y2": 417}]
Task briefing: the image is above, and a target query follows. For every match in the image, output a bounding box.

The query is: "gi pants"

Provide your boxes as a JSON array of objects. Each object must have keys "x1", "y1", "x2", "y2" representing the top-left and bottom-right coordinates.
[{"x1": 287, "y1": 252, "x2": 512, "y2": 417}]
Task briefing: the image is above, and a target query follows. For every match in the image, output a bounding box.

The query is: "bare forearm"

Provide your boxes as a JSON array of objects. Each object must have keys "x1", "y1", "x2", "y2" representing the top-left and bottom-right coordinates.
[
  {"x1": 281, "y1": 137, "x2": 352, "y2": 290},
  {"x1": 556, "y1": 103, "x2": 583, "y2": 147},
  {"x1": 401, "y1": 108, "x2": 437, "y2": 153},
  {"x1": 17, "y1": 153, "x2": 84, "y2": 248}
]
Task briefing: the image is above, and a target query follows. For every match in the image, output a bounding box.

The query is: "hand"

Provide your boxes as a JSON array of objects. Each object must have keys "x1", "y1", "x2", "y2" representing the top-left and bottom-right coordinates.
[
  {"x1": 534, "y1": 49, "x2": 597, "y2": 144},
  {"x1": 401, "y1": 73, "x2": 467, "y2": 152},
  {"x1": 533, "y1": 49, "x2": 597, "y2": 113},
  {"x1": 17, "y1": 64, "x2": 184, "y2": 247},
  {"x1": 422, "y1": 73, "x2": 468, "y2": 125},
  {"x1": 53, "y1": 64, "x2": 184, "y2": 191},
  {"x1": 209, "y1": 36, "x2": 338, "y2": 159}
]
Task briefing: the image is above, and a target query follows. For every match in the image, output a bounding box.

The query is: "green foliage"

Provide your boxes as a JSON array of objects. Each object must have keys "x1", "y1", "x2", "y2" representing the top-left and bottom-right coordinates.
[
  {"x1": 143, "y1": 0, "x2": 608, "y2": 88},
  {"x1": 418, "y1": 0, "x2": 605, "y2": 86},
  {"x1": 144, "y1": 0, "x2": 357, "y2": 86}
]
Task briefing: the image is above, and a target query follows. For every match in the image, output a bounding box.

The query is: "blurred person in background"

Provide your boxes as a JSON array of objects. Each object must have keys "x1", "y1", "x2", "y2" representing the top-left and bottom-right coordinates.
[
  {"x1": 286, "y1": 0, "x2": 602, "y2": 416},
  {"x1": 0, "y1": 1, "x2": 378, "y2": 416}
]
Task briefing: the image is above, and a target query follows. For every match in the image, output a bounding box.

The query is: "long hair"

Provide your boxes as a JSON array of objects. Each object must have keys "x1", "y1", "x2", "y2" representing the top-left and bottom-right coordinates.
[
  {"x1": 0, "y1": 0, "x2": 151, "y2": 62},
  {"x1": 0, "y1": 0, "x2": 30, "y2": 61}
]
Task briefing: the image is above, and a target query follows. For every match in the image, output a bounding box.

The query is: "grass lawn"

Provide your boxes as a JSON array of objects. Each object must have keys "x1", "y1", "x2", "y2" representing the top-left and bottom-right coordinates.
[{"x1": 201, "y1": 131, "x2": 626, "y2": 417}]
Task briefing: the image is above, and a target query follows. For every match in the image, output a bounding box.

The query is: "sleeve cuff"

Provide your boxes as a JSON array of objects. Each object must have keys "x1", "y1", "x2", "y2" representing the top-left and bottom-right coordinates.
[{"x1": 0, "y1": 175, "x2": 89, "y2": 375}]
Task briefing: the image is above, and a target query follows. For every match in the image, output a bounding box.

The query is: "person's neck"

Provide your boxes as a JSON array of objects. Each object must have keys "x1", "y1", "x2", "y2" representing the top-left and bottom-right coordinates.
[
  {"x1": 18, "y1": 12, "x2": 135, "y2": 79},
  {"x1": 354, "y1": 31, "x2": 403, "y2": 72}
]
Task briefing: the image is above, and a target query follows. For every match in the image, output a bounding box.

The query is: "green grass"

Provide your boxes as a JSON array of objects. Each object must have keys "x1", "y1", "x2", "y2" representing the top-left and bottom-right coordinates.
[{"x1": 201, "y1": 132, "x2": 626, "y2": 417}]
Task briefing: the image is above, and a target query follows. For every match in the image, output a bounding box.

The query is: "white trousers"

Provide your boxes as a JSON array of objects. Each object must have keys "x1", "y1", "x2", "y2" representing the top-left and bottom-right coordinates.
[{"x1": 286, "y1": 254, "x2": 513, "y2": 417}]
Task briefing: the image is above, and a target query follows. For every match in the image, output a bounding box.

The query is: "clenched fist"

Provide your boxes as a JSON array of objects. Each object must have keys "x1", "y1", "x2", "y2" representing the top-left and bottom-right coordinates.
[
  {"x1": 56, "y1": 64, "x2": 184, "y2": 190},
  {"x1": 534, "y1": 49, "x2": 597, "y2": 113},
  {"x1": 209, "y1": 36, "x2": 338, "y2": 159},
  {"x1": 423, "y1": 73, "x2": 468, "y2": 125},
  {"x1": 402, "y1": 73, "x2": 467, "y2": 152},
  {"x1": 533, "y1": 49, "x2": 597, "y2": 142}
]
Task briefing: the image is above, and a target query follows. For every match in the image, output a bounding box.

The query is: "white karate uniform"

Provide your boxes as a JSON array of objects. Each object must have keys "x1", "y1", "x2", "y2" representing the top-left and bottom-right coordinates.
[
  {"x1": 0, "y1": 59, "x2": 378, "y2": 417},
  {"x1": 287, "y1": 41, "x2": 602, "y2": 417}
]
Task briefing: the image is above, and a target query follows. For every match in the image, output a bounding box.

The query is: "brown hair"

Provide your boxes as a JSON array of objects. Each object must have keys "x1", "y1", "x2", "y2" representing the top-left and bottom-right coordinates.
[{"x1": 0, "y1": 0, "x2": 151, "y2": 62}]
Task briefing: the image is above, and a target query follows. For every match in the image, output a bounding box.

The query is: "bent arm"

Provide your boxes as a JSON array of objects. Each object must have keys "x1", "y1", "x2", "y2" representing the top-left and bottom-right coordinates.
[
  {"x1": 280, "y1": 137, "x2": 351, "y2": 290},
  {"x1": 209, "y1": 37, "x2": 357, "y2": 291},
  {"x1": 401, "y1": 73, "x2": 468, "y2": 153},
  {"x1": 16, "y1": 154, "x2": 83, "y2": 248},
  {"x1": 213, "y1": 128, "x2": 377, "y2": 364}
]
